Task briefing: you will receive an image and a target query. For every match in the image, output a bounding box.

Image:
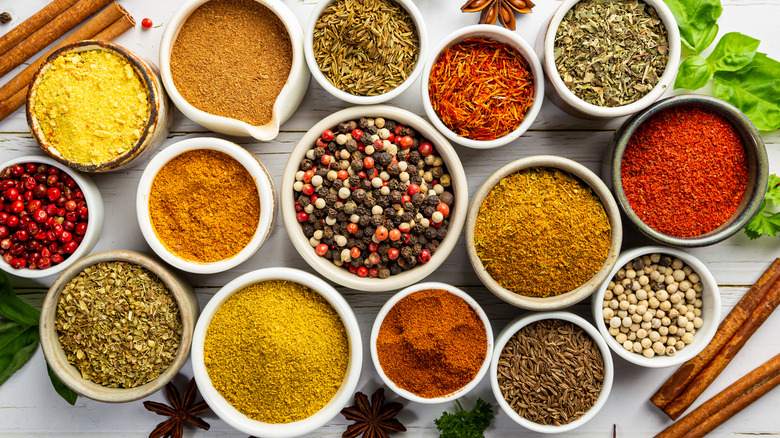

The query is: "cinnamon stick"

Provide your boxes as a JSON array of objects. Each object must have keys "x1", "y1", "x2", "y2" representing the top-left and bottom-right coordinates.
[
  {"x1": 0, "y1": 3, "x2": 134, "y2": 123},
  {"x1": 0, "y1": 0, "x2": 112, "y2": 78},
  {"x1": 655, "y1": 353, "x2": 780, "y2": 438},
  {"x1": 0, "y1": 0, "x2": 80, "y2": 56},
  {"x1": 651, "y1": 258, "x2": 780, "y2": 415},
  {"x1": 662, "y1": 277, "x2": 780, "y2": 419}
]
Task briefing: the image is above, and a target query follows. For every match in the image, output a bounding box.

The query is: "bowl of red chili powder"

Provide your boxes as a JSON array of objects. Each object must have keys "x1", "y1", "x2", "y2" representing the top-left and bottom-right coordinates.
[
  {"x1": 370, "y1": 282, "x2": 493, "y2": 403},
  {"x1": 606, "y1": 95, "x2": 769, "y2": 247}
]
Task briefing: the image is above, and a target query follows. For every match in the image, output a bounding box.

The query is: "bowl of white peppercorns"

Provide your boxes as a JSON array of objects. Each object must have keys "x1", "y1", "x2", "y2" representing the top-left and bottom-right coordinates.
[{"x1": 591, "y1": 246, "x2": 720, "y2": 368}]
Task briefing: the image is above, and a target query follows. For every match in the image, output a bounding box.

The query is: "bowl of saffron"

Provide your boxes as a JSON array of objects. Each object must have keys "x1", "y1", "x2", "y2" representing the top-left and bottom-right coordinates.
[
  {"x1": 421, "y1": 25, "x2": 543, "y2": 149},
  {"x1": 605, "y1": 95, "x2": 769, "y2": 247}
]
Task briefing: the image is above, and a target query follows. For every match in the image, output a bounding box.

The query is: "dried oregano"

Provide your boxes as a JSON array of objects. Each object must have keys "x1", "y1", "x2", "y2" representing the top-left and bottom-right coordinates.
[
  {"x1": 55, "y1": 261, "x2": 182, "y2": 388},
  {"x1": 554, "y1": 0, "x2": 669, "y2": 107}
]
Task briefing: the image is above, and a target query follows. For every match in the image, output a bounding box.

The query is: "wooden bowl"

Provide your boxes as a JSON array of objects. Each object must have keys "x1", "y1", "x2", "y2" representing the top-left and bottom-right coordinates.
[{"x1": 26, "y1": 40, "x2": 171, "y2": 173}]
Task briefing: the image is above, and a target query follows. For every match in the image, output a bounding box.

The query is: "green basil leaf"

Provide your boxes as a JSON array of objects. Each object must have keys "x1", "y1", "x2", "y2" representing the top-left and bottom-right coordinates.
[
  {"x1": 674, "y1": 55, "x2": 713, "y2": 89},
  {"x1": 0, "y1": 272, "x2": 41, "y2": 326},
  {"x1": 663, "y1": 0, "x2": 722, "y2": 54},
  {"x1": 714, "y1": 53, "x2": 780, "y2": 131},
  {"x1": 0, "y1": 327, "x2": 39, "y2": 386},
  {"x1": 47, "y1": 363, "x2": 78, "y2": 405},
  {"x1": 706, "y1": 32, "x2": 760, "y2": 72},
  {"x1": 0, "y1": 322, "x2": 29, "y2": 352}
]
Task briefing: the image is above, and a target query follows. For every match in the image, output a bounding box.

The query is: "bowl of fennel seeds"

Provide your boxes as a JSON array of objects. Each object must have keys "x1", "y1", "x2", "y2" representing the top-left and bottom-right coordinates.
[
  {"x1": 305, "y1": 0, "x2": 427, "y2": 104},
  {"x1": 490, "y1": 312, "x2": 614, "y2": 433},
  {"x1": 539, "y1": 0, "x2": 681, "y2": 118}
]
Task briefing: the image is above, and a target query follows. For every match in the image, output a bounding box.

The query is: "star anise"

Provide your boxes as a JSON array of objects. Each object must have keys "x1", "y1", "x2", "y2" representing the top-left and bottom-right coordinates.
[
  {"x1": 461, "y1": 0, "x2": 535, "y2": 31},
  {"x1": 143, "y1": 377, "x2": 211, "y2": 438},
  {"x1": 340, "y1": 388, "x2": 406, "y2": 438}
]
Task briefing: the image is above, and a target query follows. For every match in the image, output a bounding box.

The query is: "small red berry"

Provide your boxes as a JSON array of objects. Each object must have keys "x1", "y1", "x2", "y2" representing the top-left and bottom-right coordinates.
[
  {"x1": 363, "y1": 157, "x2": 374, "y2": 169},
  {"x1": 350, "y1": 247, "x2": 361, "y2": 259},
  {"x1": 375, "y1": 226, "x2": 388, "y2": 241},
  {"x1": 399, "y1": 135, "x2": 413, "y2": 149},
  {"x1": 141, "y1": 18, "x2": 153, "y2": 28},
  {"x1": 356, "y1": 266, "x2": 368, "y2": 277},
  {"x1": 436, "y1": 203, "x2": 450, "y2": 217},
  {"x1": 388, "y1": 229, "x2": 401, "y2": 241},
  {"x1": 418, "y1": 142, "x2": 433, "y2": 156},
  {"x1": 321, "y1": 129, "x2": 335, "y2": 142},
  {"x1": 407, "y1": 184, "x2": 420, "y2": 196},
  {"x1": 296, "y1": 211, "x2": 309, "y2": 222},
  {"x1": 417, "y1": 249, "x2": 431, "y2": 264},
  {"x1": 351, "y1": 129, "x2": 363, "y2": 140},
  {"x1": 315, "y1": 243, "x2": 329, "y2": 256},
  {"x1": 347, "y1": 223, "x2": 358, "y2": 234},
  {"x1": 302, "y1": 184, "x2": 315, "y2": 196},
  {"x1": 63, "y1": 241, "x2": 78, "y2": 254},
  {"x1": 388, "y1": 248, "x2": 399, "y2": 260},
  {"x1": 47, "y1": 187, "x2": 60, "y2": 202}
]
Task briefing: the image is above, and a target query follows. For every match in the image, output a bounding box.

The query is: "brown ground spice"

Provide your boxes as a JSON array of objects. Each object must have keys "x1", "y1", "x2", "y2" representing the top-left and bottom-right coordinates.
[
  {"x1": 149, "y1": 149, "x2": 260, "y2": 263},
  {"x1": 376, "y1": 289, "x2": 487, "y2": 398},
  {"x1": 169, "y1": 0, "x2": 293, "y2": 126}
]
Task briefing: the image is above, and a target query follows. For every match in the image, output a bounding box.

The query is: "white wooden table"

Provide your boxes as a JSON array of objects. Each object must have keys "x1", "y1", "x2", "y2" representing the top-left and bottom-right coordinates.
[{"x1": 1, "y1": 0, "x2": 779, "y2": 436}]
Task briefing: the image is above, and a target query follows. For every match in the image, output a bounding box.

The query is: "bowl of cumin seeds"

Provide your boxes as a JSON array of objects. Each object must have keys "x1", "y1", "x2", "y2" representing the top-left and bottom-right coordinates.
[{"x1": 490, "y1": 312, "x2": 614, "y2": 433}]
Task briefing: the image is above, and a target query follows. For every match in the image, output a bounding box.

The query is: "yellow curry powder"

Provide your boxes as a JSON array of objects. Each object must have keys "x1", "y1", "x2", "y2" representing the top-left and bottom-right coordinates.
[
  {"x1": 32, "y1": 49, "x2": 150, "y2": 166},
  {"x1": 148, "y1": 150, "x2": 260, "y2": 263},
  {"x1": 474, "y1": 167, "x2": 611, "y2": 297},
  {"x1": 204, "y1": 280, "x2": 349, "y2": 423}
]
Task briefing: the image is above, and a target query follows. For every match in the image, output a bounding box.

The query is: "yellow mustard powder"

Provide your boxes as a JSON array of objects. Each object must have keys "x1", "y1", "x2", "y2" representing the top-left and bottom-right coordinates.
[
  {"x1": 204, "y1": 280, "x2": 349, "y2": 423},
  {"x1": 32, "y1": 49, "x2": 150, "y2": 166}
]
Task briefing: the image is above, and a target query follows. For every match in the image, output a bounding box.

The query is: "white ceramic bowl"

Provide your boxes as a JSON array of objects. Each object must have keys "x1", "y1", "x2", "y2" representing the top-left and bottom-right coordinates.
[
  {"x1": 490, "y1": 311, "x2": 614, "y2": 433},
  {"x1": 304, "y1": 0, "x2": 428, "y2": 105},
  {"x1": 39, "y1": 250, "x2": 199, "y2": 403},
  {"x1": 466, "y1": 155, "x2": 622, "y2": 310},
  {"x1": 370, "y1": 282, "x2": 493, "y2": 404},
  {"x1": 27, "y1": 40, "x2": 171, "y2": 172},
  {"x1": 0, "y1": 155, "x2": 104, "y2": 279},
  {"x1": 537, "y1": 0, "x2": 681, "y2": 119},
  {"x1": 159, "y1": 0, "x2": 309, "y2": 140},
  {"x1": 136, "y1": 137, "x2": 275, "y2": 274},
  {"x1": 591, "y1": 246, "x2": 721, "y2": 368},
  {"x1": 281, "y1": 105, "x2": 468, "y2": 292},
  {"x1": 421, "y1": 25, "x2": 544, "y2": 149},
  {"x1": 191, "y1": 267, "x2": 362, "y2": 438}
]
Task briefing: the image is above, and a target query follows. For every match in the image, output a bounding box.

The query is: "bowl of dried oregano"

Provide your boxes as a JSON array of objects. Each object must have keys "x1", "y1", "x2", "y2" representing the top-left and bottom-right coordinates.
[{"x1": 39, "y1": 250, "x2": 198, "y2": 403}]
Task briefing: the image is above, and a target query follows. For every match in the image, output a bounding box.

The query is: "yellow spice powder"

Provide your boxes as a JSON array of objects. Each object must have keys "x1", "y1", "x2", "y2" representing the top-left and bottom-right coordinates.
[
  {"x1": 32, "y1": 49, "x2": 150, "y2": 166},
  {"x1": 204, "y1": 280, "x2": 349, "y2": 423}
]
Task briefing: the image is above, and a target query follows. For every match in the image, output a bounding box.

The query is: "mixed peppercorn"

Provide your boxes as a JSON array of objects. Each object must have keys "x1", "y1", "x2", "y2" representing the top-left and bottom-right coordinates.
[
  {"x1": 293, "y1": 117, "x2": 455, "y2": 279},
  {"x1": 0, "y1": 163, "x2": 89, "y2": 270}
]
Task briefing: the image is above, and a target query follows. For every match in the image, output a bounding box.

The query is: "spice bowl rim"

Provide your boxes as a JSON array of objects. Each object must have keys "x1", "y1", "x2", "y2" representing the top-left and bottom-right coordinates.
[
  {"x1": 159, "y1": 0, "x2": 310, "y2": 141},
  {"x1": 39, "y1": 249, "x2": 199, "y2": 403},
  {"x1": 465, "y1": 155, "x2": 622, "y2": 310},
  {"x1": 281, "y1": 105, "x2": 468, "y2": 292},
  {"x1": 0, "y1": 155, "x2": 104, "y2": 279},
  {"x1": 540, "y1": 0, "x2": 682, "y2": 118},
  {"x1": 590, "y1": 245, "x2": 721, "y2": 368},
  {"x1": 605, "y1": 94, "x2": 769, "y2": 247},
  {"x1": 135, "y1": 137, "x2": 276, "y2": 274},
  {"x1": 190, "y1": 267, "x2": 363, "y2": 438},
  {"x1": 303, "y1": 0, "x2": 428, "y2": 105},
  {"x1": 489, "y1": 311, "x2": 614, "y2": 433},
  {"x1": 369, "y1": 281, "x2": 494, "y2": 404},
  {"x1": 26, "y1": 40, "x2": 170, "y2": 173},
  {"x1": 420, "y1": 24, "x2": 544, "y2": 149}
]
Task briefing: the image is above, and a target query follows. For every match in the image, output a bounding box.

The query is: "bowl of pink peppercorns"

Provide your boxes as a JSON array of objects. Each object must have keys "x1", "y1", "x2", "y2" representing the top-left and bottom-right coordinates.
[
  {"x1": 281, "y1": 106, "x2": 468, "y2": 292},
  {"x1": 0, "y1": 156, "x2": 104, "y2": 278}
]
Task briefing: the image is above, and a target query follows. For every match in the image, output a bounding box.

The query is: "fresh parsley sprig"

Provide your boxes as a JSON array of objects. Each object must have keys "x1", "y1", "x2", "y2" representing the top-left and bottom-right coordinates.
[
  {"x1": 745, "y1": 174, "x2": 780, "y2": 239},
  {"x1": 0, "y1": 271, "x2": 77, "y2": 404},
  {"x1": 434, "y1": 398, "x2": 494, "y2": 438}
]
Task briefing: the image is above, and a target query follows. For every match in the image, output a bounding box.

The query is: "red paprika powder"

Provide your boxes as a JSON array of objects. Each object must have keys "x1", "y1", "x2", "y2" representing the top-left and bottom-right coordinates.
[
  {"x1": 376, "y1": 289, "x2": 487, "y2": 398},
  {"x1": 621, "y1": 105, "x2": 748, "y2": 237}
]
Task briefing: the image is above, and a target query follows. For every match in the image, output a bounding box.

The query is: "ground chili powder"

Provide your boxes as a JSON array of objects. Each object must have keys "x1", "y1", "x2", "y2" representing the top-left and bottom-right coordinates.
[
  {"x1": 376, "y1": 289, "x2": 487, "y2": 398},
  {"x1": 621, "y1": 105, "x2": 748, "y2": 237}
]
